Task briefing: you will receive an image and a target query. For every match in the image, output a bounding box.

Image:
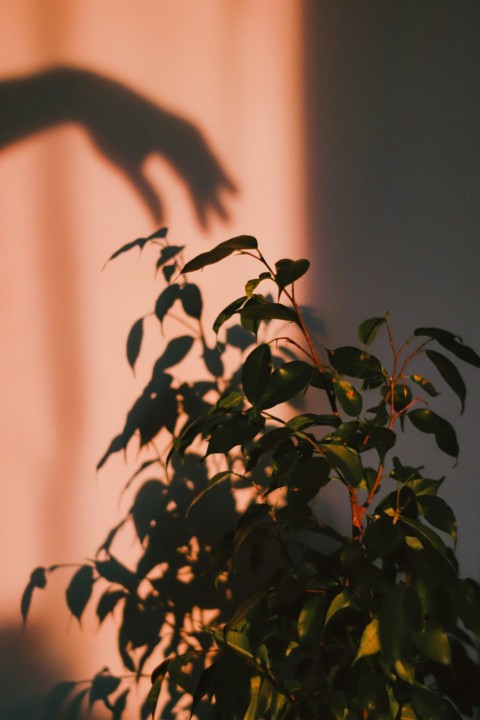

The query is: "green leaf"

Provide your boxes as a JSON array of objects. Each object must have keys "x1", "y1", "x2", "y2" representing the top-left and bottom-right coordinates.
[
  {"x1": 397, "y1": 516, "x2": 446, "y2": 556},
  {"x1": 325, "y1": 589, "x2": 355, "y2": 624},
  {"x1": 328, "y1": 346, "x2": 384, "y2": 386},
  {"x1": 126, "y1": 318, "x2": 144, "y2": 371},
  {"x1": 319, "y1": 443, "x2": 363, "y2": 486},
  {"x1": 89, "y1": 671, "x2": 121, "y2": 707},
  {"x1": 180, "y1": 284, "x2": 203, "y2": 319},
  {"x1": 181, "y1": 235, "x2": 258, "y2": 273},
  {"x1": 244, "y1": 676, "x2": 273, "y2": 720},
  {"x1": 414, "y1": 326, "x2": 480, "y2": 368},
  {"x1": 154, "y1": 284, "x2": 181, "y2": 323},
  {"x1": 411, "y1": 684, "x2": 450, "y2": 720},
  {"x1": 358, "y1": 316, "x2": 386, "y2": 345},
  {"x1": 426, "y1": 349, "x2": 466, "y2": 413},
  {"x1": 414, "y1": 619, "x2": 451, "y2": 665},
  {"x1": 407, "y1": 409, "x2": 459, "y2": 458},
  {"x1": 354, "y1": 618, "x2": 381, "y2": 662},
  {"x1": 186, "y1": 471, "x2": 232, "y2": 517},
  {"x1": 213, "y1": 296, "x2": 247, "y2": 335},
  {"x1": 333, "y1": 376, "x2": 362, "y2": 416},
  {"x1": 206, "y1": 414, "x2": 264, "y2": 455},
  {"x1": 297, "y1": 595, "x2": 326, "y2": 642},
  {"x1": 417, "y1": 495, "x2": 457, "y2": 541},
  {"x1": 242, "y1": 343, "x2": 272, "y2": 406},
  {"x1": 409, "y1": 374, "x2": 439, "y2": 398},
  {"x1": 379, "y1": 585, "x2": 421, "y2": 665},
  {"x1": 66, "y1": 565, "x2": 94, "y2": 623},
  {"x1": 240, "y1": 299, "x2": 299, "y2": 325},
  {"x1": 286, "y1": 413, "x2": 341, "y2": 431},
  {"x1": 258, "y1": 361, "x2": 313, "y2": 409},
  {"x1": 274, "y1": 258, "x2": 310, "y2": 292}
]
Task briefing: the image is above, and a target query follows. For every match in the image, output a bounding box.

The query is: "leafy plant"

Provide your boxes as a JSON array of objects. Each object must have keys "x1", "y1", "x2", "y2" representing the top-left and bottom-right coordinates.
[{"x1": 23, "y1": 230, "x2": 480, "y2": 719}]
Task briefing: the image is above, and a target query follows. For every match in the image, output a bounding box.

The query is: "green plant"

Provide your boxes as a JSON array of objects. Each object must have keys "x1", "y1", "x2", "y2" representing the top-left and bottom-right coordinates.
[{"x1": 23, "y1": 230, "x2": 480, "y2": 720}]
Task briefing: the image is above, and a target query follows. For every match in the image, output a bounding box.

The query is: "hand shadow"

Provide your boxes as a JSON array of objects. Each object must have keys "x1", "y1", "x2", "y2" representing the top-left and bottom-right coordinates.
[{"x1": 0, "y1": 66, "x2": 237, "y2": 225}]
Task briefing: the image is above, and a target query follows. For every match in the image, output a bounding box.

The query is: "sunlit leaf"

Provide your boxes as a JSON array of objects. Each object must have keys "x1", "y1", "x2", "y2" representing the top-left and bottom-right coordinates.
[
  {"x1": 66, "y1": 565, "x2": 94, "y2": 623},
  {"x1": 426, "y1": 349, "x2": 466, "y2": 413},
  {"x1": 181, "y1": 235, "x2": 258, "y2": 273},
  {"x1": 409, "y1": 374, "x2": 439, "y2": 398},
  {"x1": 274, "y1": 258, "x2": 310, "y2": 292},
  {"x1": 408, "y1": 409, "x2": 459, "y2": 458},
  {"x1": 126, "y1": 318, "x2": 144, "y2": 371},
  {"x1": 328, "y1": 346, "x2": 384, "y2": 387},
  {"x1": 325, "y1": 589, "x2": 355, "y2": 624},
  {"x1": 414, "y1": 619, "x2": 451, "y2": 665},
  {"x1": 213, "y1": 296, "x2": 247, "y2": 335},
  {"x1": 358, "y1": 316, "x2": 385, "y2": 345},
  {"x1": 240, "y1": 299, "x2": 299, "y2": 325},
  {"x1": 333, "y1": 376, "x2": 362, "y2": 416},
  {"x1": 397, "y1": 516, "x2": 446, "y2": 556},
  {"x1": 298, "y1": 595, "x2": 326, "y2": 642}
]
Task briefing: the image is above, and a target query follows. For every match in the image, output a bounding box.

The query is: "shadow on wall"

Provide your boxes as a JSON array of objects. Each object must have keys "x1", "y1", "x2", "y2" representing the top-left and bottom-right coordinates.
[{"x1": 1, "y1": 67, "x2": 238, "y2": 719}]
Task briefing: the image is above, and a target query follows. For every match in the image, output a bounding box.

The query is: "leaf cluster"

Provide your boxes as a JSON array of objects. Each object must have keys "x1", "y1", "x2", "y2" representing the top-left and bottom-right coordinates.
[{"x1": 23, "y1": 231, "x2": 480, "y2": 720}]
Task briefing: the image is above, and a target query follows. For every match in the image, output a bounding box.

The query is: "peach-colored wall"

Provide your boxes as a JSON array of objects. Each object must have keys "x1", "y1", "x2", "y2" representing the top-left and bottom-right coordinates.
[{"x1": 0, "y1": 0, "x2": 306, "y2": 706}]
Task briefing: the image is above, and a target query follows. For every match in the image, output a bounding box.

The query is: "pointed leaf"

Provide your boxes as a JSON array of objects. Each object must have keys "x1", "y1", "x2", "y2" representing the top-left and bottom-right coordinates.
[
  {"x1": 354, "y1": 618, "x2": 381, "y2": 662},
  {"x1": 181, "y1": 235, "x2": 258, "y2": 273},
  {"x1": 319, "y1": 443, "x2": 363, "y2": 486},
  {"x1": 414, "y1": 619, "x2": 451, "y2": 665},
  {"x1": 417, "y1": 495, "x2": 457, "y2": 541},
  {"x1": 426, "y1": 349, "x2": 466, "y2": 413},
  {"x1": 326, "y1": 589, "x2": 355, "y2": 624},
  {"x1": 297, "y1": 595, "x2": 325, "y2": 642},
  {"x1": 240, "y1": 299, "x2": 299, "y2": 324},
  {"x1": 258, "y1": 361, "x2": 313, "y2": 409},
  {"x1": 328, "y1": 346, "x2": 384, "y2": 385},
  {"x1": 242, "y1": 343, "x2": 272, "y2": 406},
  {"x1": 414, "y1": 327, "x2": 480, "y2": 368},
  {"x1": 408, "y1": 409, "x2": 459, "y2": 458},
  {"x1": 96, "y1": 589, "x2": 127, "y2": 624},
  {"x1": 274, "y1": 258, "x2": 310, "y2": 292},
  {"x1": 397, "y1": 516, "x2": 446, "y2": 556},
  {"x1": 156, "y1": 244, "x2": 184, "y2": 269},
  {"x1": 66, "y1": 565, "x2": 94, "y2": 623},
  {"x1": 333, "y1": 376, "x2": 362, "y2": 416},
  {"x1": 409, "y1": 374, "x2": 439, "y2": 398},
  {"x1": 213, "y1": 296, "x2": 247, "y2": 334},
  {"x1": 126, "y1": 318, "x2": 144, "y2": 371},
  {"x1": 358, "y1": 316, "x2": 386, "y2": 345}
]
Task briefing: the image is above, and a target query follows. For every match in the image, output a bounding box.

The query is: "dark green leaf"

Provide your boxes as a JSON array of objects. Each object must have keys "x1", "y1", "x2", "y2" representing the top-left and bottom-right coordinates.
[
  {"x1": 286, "y1": 413, "x2": 341, "y2": 431},
  {"x1": 258, "y1": 361, "x2": 313, "y2": 409},
  {"x1": 426, "y1": 349, "x2": 466, "y2": 413},
  {"x1": 126, "y1": 318, "x2": 143, "y2": 371},
  {"x1": 358, "y1": 316, "x2": 386, "y2": 345},
  {"x1": 240, "y1": 299, "x2": 299, "y2": 325},
  {"x1": 274, "y1": 258, "x2": 310, "y2": 292},
  {"x1": 397, "y1": 516, "x2": 446, "y2": 556},
  {"x1": 287, "y1": 456, "x2": 331, "y2": 507},
  {"x1": 89, "y1": 672, "x2": 121, "y2": 708},
  {"x1": 181, "y1": 235, "x2": 258, "y2": 273},
  {"x1": 408, "y1": 409, "x2": 459, "y2": 458},
  {"x1": 417, "y1": 495, "x2": 457, "y2": 541},
  {"x1": 242, "y1": 343, "x2": 272, "y2": 406},
  {"x1": 319, "y1": 443, "x2": 363, "y2": 487},
  {"x1": 333, "y1": 376, "x2": 362, "y2": 416},
  {"x1": 180, "y1": 284, "x2": 203, "y2": 319},
  {"x1": 411, "y1": 684, "x2": 450, "y2": 720},
  {"x1": 328, "y1": 346, "x2": 384, "y2": 386},
  {"x1": 213, "y1": 296, "x2": 247, "y2": 335},
  {"x1": 206, "y1": 414, "x2": 264, "y2": 455},
  {"x1": 414, "y1": 327, "x2": 480, "y2": 368},
  {"x1": 297, "y1": 595, "x2": 326, "y2": 642},
  {"x1": 154, "y1": 284, "x2": 181, "y2": 323},
  {"x1": 360, "y1": 424, "x2": 396, "y2": 463},
  {"x1": 66, "y1": 565, "x2": 94, "y2": 623},
  {"x1": 409, "y1": 373, "x2": 439, "y2": 397},
  {"x1": 379, "y1": 585, "x2": 421, "y2": 665}
]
